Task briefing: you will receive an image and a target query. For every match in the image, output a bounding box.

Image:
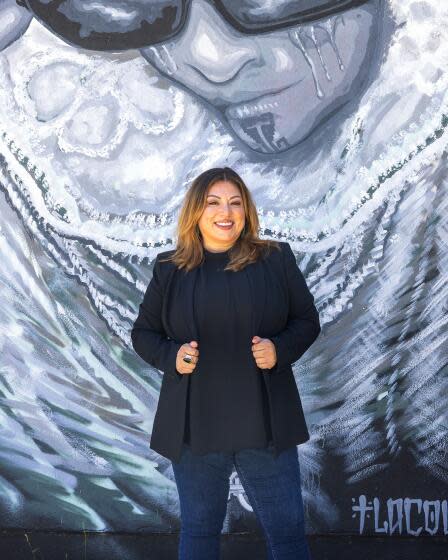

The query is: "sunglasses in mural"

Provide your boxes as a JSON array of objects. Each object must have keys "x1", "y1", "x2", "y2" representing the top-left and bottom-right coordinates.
[{"x1": 19, "y1": 0, "x2": 371, "y2": 50}]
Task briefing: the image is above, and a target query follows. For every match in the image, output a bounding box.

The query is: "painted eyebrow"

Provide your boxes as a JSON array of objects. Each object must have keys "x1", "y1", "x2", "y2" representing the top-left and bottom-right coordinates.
[{"x1": 207, "y1": 194, "x2": 242, "y2": 199}]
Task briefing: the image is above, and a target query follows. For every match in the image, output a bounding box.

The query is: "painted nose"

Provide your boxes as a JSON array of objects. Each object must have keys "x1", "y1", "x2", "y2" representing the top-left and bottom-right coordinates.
[{"x1": 172, "y1": 1, "x2": 258, "y2": 86}]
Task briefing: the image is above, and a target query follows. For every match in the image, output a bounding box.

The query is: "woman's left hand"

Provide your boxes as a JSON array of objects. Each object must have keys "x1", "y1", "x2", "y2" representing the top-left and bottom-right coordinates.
[{"x1": 251, "y1": 336, "x2": 277, "y2": 370}]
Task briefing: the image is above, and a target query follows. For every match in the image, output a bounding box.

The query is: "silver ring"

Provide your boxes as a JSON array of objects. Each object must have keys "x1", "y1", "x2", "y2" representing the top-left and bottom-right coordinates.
[{"x1": 183, "y1": 354, "x2": 192, "y2": 364}]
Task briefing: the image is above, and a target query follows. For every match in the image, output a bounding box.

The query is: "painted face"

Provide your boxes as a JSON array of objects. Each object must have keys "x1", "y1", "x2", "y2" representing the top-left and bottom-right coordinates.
[
  {"x1": 197, "y1": 180, "x2": 246, "y2": 252},
  {"x1": 15, "y1": 1, "x2": 382, "y2": 155},
  {"x1": 140, "y1": 0, "x2": 382, "y2": 154}
]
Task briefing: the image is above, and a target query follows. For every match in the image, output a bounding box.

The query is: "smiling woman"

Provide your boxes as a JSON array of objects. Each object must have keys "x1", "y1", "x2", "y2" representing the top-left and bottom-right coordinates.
[{"x1": 130, "y1": 165, "x2": 321, "y2": 559}]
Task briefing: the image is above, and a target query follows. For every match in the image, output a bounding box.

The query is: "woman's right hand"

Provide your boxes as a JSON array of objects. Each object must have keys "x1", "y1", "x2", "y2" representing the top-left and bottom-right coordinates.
[{"x1": 176, "y1": 341, "x2": 199, "y2": 374}]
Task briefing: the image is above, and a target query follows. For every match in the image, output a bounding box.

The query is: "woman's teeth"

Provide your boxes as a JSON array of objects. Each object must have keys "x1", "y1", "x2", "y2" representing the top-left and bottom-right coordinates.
[{"x1": 215, "y1": 222, "x2": 233, "y2": 229}]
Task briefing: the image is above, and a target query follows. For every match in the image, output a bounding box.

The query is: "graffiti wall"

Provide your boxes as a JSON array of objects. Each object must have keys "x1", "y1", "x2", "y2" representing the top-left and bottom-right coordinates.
[{"x1": 0, "y1": 0, "x2": 446, "y2": 542}]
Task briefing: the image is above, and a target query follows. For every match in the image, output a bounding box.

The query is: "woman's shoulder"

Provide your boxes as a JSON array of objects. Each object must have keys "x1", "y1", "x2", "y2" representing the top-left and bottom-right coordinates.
[
  {"x1": 264, "y1": 240, "x2": 288, "y2": 261},
  {"x1": 154, "y1": 249, "x2": 177, "y2": 271},
  {"x1": 262, "y1": 241, "x2": 296, "y2": 273},
  {"x1": 156, "y1": 248, "x2": 176, "y2": 260},
  {"x1": 272, "y1": 241, "x2": 294, "y2": 258},
  {"x1": 276, "y1": 241, "x2": 290, "y2": 252}
]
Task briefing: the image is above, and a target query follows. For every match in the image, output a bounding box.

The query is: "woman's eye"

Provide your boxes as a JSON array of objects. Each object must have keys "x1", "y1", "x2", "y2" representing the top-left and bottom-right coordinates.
[{"x1": 207, "y1": 201, "x2": 241, "y2": 205}]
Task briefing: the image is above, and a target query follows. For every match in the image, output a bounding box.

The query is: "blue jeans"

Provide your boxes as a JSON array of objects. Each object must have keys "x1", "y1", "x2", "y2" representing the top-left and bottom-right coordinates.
[{"x1": 171, "y1": 442, "x2": 312, "y2": 560}]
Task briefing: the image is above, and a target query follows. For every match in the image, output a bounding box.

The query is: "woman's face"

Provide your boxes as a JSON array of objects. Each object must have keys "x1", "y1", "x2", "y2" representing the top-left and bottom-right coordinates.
[
  {"x1": 140, "y1": 0, "x2": 381, "y2": 154},
  {"x1": 197, "y1": 180, "x2": 246, "y2": 252}
]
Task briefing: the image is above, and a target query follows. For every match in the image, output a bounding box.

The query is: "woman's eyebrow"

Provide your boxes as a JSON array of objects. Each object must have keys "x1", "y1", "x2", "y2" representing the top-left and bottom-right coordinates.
[{"x1": 207, "y1": 194, "x2": 241, "y2": 199}]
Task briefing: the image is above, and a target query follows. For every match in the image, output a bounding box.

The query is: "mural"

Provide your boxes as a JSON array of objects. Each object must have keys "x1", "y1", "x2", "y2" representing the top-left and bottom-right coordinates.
[{"x1": 0, "y1": 0, "x2": 446, "y2": 541}]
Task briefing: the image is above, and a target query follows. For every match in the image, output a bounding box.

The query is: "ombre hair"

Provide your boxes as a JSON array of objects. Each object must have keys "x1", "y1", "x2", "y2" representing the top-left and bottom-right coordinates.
[{"x1": 159, "y1": 167, "x2": 281, "y2": 272}]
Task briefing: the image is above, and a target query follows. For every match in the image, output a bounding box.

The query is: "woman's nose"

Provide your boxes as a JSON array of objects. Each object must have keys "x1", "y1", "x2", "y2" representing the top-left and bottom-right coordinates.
[
  {"x1": 220, "y1": 203, "x2": 235, "y2": 214},
  {"x1": 180, "y1": 0, "x2": 259, "y2": 84}
]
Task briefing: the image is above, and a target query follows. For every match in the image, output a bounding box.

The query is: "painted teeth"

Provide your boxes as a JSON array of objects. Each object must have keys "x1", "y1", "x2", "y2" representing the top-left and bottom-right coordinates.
[{"x1": 228, "y1": 100, "x2": 279, "y2": 119}]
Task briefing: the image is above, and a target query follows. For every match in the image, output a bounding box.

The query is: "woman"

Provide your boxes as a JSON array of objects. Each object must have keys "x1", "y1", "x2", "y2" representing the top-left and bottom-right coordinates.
[{"x1": 131, "y1": 166, "x2": 321, "y2": 559}]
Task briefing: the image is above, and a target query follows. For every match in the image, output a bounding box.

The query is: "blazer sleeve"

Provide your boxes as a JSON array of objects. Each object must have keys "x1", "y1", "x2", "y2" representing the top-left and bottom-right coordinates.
[
  {"x1": 268, "y1": 242, "x2": 321, "y2": 373},
  {"x1": 131, "y1": 254, "x2": 183, "y2": 379}
]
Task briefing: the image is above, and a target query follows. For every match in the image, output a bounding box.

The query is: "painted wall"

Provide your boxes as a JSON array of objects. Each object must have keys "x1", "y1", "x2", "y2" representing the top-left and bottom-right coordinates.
[{"x1": 0, "y1": 0, "x2": 446, "y2": 542}]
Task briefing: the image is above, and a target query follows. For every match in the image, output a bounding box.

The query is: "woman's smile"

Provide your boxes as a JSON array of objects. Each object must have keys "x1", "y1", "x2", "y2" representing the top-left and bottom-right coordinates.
[{"x1": 214, "y1": 221, "x2": 234, "y2": 230}]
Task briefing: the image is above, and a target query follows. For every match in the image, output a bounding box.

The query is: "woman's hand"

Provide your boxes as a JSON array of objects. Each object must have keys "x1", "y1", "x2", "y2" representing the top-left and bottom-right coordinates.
[
  {"x1": 176, "y1": 340, "x2": 199, "y2": 375},
  {"x1": 251, "y1": 336, "x2": 277, "y2": 370}
]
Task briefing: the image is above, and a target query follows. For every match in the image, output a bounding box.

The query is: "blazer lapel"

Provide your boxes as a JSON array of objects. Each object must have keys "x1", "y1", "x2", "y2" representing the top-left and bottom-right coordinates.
[
  {"x1": 248, "y1": 259, "x2": 275, "y2": 378},
  {"x1": 180, "y1": 266, "x2": 201, "y2": 342},
  {"x1": 245, "y1": 258, "x2": 267, "y2": 339}
]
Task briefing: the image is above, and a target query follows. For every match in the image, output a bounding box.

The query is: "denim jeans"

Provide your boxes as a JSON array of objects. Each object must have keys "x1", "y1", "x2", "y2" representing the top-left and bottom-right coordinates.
[{"x1": 171, "y1": 442, "x2": 312, "y2": 560}]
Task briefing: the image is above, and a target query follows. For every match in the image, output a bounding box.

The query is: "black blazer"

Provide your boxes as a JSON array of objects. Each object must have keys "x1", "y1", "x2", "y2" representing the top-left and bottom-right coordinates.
[{"x1": 131, "y1": 241, "x2": 321, "y2": 463}]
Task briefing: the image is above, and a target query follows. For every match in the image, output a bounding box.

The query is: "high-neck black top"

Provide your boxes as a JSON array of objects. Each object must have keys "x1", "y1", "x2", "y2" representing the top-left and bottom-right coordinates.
[{"x1": 183, "y1": 247, "x2": 272, "y2": 454}]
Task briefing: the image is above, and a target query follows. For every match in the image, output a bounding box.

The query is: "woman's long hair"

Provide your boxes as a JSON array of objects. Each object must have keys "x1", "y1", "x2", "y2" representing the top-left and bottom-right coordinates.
[{"x1": 159, "y1": 167, "x2": 281, "y2": 272}]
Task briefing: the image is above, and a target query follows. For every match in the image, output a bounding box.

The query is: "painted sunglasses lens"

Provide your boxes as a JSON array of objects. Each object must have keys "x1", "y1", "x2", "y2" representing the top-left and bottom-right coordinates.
[
  {"x1": 23, "y1": 0, "x2": 188, "y2": 50},
  {"x1": 217, "y1": 0, "x2": 371, "y2": 32},
  {"x1": 22, "y1": 0, "x2": 370, "y2": 51}
]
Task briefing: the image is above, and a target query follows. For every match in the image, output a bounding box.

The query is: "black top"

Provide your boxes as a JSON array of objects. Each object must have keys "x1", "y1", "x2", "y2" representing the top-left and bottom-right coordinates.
[{"x1": 183, "y1": 247, "x2": 272, "y2": 454}]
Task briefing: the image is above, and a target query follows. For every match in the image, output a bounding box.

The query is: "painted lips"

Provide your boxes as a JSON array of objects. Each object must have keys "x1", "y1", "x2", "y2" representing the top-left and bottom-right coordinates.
[{"x1": 225, "y1": 78, "x2": 303, "y2": 120}]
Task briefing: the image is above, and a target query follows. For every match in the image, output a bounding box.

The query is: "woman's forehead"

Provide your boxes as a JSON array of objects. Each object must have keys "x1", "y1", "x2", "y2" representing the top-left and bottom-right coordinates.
[{"x1": 207, "y1": 183, "x2": 241, "y2": 195}]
